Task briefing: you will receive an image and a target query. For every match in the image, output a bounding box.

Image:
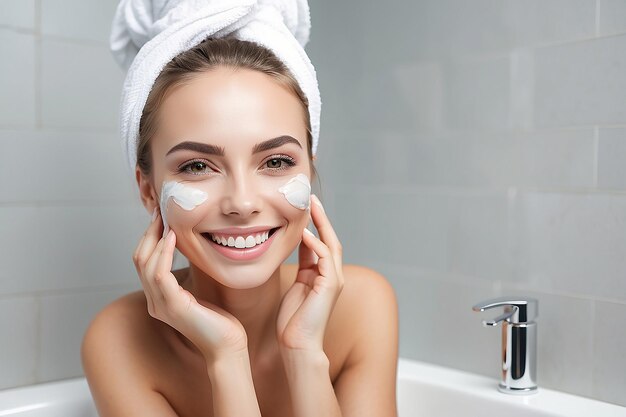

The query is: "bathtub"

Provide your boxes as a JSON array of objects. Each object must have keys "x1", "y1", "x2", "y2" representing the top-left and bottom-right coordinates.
[{"x1": 1, "y1": 357, "x2": 625, "y2": 416}]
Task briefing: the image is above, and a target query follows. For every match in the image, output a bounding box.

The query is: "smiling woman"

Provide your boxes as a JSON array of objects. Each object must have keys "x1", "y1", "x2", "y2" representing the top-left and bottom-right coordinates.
[{"x1": 81, "y1": 2, "x2": 399, "y2": 417}]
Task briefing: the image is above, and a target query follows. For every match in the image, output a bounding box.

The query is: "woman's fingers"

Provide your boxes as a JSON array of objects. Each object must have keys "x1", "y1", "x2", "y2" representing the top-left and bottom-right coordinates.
[
  {"x1": 133, "y1": 209, "x2": 165, "y2": 312},
  {"x1": 309, "y1": 195, "x2": 340, "y2": 250},
  {"x1": 135, "y1": 209, "x2": 164, "y2": 264},
  {"x1": 154, "y1": 230, "x2": 188, "y2": 315},
  {"x1": 143, "y1": 226, "x2": 173, "y2": 301},
  {"x1": 298, "y1": 212, "x2": 318, "y2": 269},
  {"x1": 300, "y1": 227, "x2": 335, "y2": 283},
  {"x1": 308, "y1": 194, "x2": 344, "y2": 286}
]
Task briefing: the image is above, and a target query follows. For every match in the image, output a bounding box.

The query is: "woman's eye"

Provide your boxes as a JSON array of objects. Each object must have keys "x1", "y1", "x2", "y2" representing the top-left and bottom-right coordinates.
[
  {"x1": 178, "y1": 160, "x2": 211, "y2": 175},
  {"x1": 177, "y1": 156, "x2": 296, "y2": 176},
  {"x1": 265, "y1": 156, "x2": 296, "y2": 171}
]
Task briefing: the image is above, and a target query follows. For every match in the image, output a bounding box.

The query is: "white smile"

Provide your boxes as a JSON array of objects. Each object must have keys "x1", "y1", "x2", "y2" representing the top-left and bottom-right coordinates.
[{"x1": 204, "y1": 227, "x2": 280, "y2": 249}]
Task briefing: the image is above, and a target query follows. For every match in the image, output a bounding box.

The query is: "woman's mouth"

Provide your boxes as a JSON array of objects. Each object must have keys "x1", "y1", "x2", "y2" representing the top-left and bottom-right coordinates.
[{"x1": 201, "y1": 227, "x2": 281, "y2": 261}]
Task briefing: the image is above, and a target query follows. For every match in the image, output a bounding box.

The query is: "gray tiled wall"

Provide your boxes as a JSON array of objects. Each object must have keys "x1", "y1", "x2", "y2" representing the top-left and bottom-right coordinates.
[{"x1": 1, "y1": 0, "x2": 624, "y2": 409}]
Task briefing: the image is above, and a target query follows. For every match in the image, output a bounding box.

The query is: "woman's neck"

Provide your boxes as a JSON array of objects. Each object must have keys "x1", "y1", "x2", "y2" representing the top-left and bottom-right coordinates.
[{"x1": 179, "y1": 264, "x2": 285, "y2": 362}]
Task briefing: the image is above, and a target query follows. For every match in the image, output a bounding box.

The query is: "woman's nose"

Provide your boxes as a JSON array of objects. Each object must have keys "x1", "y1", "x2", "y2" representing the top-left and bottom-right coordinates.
[{"x1": 219, "y1": 174, "x2": 263, "y2": 217}]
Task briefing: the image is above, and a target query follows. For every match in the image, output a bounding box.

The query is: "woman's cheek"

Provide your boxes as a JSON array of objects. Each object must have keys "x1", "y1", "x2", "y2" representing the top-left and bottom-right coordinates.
[
  {"x1": 278, "y1": 173, "x2": 311, "y2": 211},
  {"x1": 159, "y1": 181, "x2": 211, "y2": 237}
]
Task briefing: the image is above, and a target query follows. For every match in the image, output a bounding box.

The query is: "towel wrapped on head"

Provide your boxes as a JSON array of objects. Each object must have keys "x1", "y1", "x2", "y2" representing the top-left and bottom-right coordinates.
[{"x1": 110, "y1": 0, "x2": 321, "y2": 175}]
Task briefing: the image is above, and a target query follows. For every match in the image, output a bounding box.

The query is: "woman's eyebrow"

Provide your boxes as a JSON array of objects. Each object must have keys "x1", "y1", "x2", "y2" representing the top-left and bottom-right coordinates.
[{"x1": 166, "y1": 135, "x2": 302, "y2": 157}]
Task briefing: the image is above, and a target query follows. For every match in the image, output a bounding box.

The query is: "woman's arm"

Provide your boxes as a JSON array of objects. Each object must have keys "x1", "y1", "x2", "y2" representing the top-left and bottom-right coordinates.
[
  {"x1": 281, "y1": 348, "x2": 343, "y2": 417},
  {"x1": 206, "y1": 350, "x2": 262, "y2": 417}
]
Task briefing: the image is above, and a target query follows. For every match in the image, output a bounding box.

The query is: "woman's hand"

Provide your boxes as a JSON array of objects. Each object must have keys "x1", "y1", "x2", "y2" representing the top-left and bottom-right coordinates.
[
  {"x1": 133, "y1": 208, "x2": 249, "y2": 365},
  {"x1": 276, "y1": 194, "x2": 345, "y2": 352}
]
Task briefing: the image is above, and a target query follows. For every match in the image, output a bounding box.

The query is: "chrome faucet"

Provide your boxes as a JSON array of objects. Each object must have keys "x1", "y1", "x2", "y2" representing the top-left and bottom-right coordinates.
[{"x1": 472, "y1": 296, "x2": 539, "y2": 395}]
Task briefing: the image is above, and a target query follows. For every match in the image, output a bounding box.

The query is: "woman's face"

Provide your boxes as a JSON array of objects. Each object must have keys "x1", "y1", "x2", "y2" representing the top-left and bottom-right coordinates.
[{"x1": 146, "y1": 66, "x2": 313, "y2": 289}]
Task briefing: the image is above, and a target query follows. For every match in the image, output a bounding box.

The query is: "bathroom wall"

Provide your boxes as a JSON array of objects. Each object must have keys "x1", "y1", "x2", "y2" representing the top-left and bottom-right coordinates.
[
  {"x1": 1, "y1": 0, "x2": 624, "y2": 409},
  {"x1": 305, "y1": 0, "x2": 626, "y2": 407},
  {"x1": 0, "y1": 0, "x2": 148, "y2": 389}
]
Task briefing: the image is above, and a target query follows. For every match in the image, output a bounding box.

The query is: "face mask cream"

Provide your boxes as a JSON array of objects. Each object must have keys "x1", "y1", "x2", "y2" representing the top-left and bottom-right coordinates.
[
  {"x1": 278, "y1": 173, "x2": 311, "y2": 210},
  {"x1": 159, "y1": 181, "x2": 208, "y2": 237}
]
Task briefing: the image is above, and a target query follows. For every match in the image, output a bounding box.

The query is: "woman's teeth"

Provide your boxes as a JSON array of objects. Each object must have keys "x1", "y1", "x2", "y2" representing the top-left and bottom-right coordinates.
[{"x1": 210, "y1": 230, "x2": 272, "y2": 248}]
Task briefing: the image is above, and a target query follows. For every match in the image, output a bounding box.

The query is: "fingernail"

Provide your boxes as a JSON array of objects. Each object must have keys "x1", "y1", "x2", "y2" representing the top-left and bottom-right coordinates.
[
  {"x1": 312, "y1": 194, "x2": 324, "y2": 212},
  {"x1": 303, "y1": 227, "x2": 314, "y2": 236},
  {"x1": 151, "y1": 208, "x2": 157, "y2": 221}
]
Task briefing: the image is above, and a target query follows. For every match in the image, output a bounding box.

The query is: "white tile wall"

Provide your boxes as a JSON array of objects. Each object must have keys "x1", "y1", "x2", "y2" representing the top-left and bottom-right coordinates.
[
  {"x1": 534, "y1": 35, "x2": 626, "y2": 127},
  {"x1": 382, "y1": 267, "x2": 502, "y2": 379},
  {"x1": 0, "y1": 204, "x2": 149, "y2": 294},
  {"x1": 41, "y1": 39, "x2": 124, "y2": 129},
  {"x1": 41, "y1": 0, "x2": 119, "y2": 43},
  {"x1": 0, "y1": 0, "x2": 35, "y2": 30},
  {"x1": 0, "y1": 129, "x2": 135, "y2": 202},
  {"x1": 0, "y1": 297, "x2": 38, "y2": 389},
  {"x1": 356, "y1": 0, "x2": 596, "y2": 62},
  {"x1": 593, "y1": 301, "x2": 626, "y2": 405},
  {"x1": 0, "y1": 29, "x2": 36, "y2": 127},
  {"x1": 598, "y1": 0, "x2": 626, "y2": 36},
  {"x1": 598, "y1": 127, "x2": 626, "y2": 190},
  {"x1": 501, "y1": 0, "x2": 596, "y2": 47},
  {"x1": 333, "y1": 188, "x2": 450, "y2": 271},
  {"x1": 444, "y1": 55, "x2": 511, "y2": 130},
  {"x1": 392, "y1": 62, "x2": 444, "y2": 131},
  {"x1": 0, "y1": 0, "x2": 146, "y2": 389},
  {"x1": 403, "y1": 129, "x2": 595, "y2": 188},
  {"x1": 510, "y1": 191, "x2": 626, "y2": 301}
]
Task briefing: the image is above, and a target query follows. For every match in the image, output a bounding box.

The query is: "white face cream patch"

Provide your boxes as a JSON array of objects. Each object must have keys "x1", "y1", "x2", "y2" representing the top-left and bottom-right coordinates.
[
  {"x1": 278, "y1": 173, "x2": 311, "y2": 210},
  {"x1": 159, "y1": 181, "x2": 208, "y2": 236}
]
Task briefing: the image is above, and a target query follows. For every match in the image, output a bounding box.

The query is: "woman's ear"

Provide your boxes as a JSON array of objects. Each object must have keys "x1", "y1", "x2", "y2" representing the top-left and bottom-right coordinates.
[{"x1": 135, "y1": 165, "x2": 159, "y2": 215}]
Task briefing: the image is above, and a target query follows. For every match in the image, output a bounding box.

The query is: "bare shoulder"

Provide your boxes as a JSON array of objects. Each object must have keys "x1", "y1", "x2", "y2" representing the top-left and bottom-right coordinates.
[
  {"x1": 341, "y1": 264, "x2": 396, "y2": 300},
  {"x1": 81, "y1": 291, "x2": 177, "y2": 415},
  {"x1": 334, "y1": 264, "x2": 398, "y2": 317},
  {"x1": 81, "y1": 289, "x2": 166, "y2": 368},
  {"x1": 80, "y1": 290, "x2": 157, "y2": 381},
  {"x1": 82, "y1": 290, "x2": 150, "y2": 342},
  {"x1": 334, "y1": 264, "x2": 399, "y2": 366}
]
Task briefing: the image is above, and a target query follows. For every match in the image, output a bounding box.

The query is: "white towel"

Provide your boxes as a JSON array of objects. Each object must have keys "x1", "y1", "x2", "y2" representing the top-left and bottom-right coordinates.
[{"x1": 110, "y1": 0, "x2": 321, "y2": 176}]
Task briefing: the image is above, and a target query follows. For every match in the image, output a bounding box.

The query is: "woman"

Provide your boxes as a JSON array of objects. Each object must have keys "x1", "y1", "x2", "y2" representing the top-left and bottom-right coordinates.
[{"x1": 81, "y1": 33, "x2": 398, "y2": 417}]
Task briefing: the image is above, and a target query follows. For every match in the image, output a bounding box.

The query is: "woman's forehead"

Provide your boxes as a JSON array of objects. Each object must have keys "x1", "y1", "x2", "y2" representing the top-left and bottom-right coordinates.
[{"x1": 154, "y1": 68, "x2": 308, "y2": 154}]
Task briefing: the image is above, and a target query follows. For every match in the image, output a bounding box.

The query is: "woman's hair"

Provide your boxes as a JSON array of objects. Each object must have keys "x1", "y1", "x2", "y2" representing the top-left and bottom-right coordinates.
[{"x1": 137, "y1": 35, "x2": 318, "y2": 184}]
